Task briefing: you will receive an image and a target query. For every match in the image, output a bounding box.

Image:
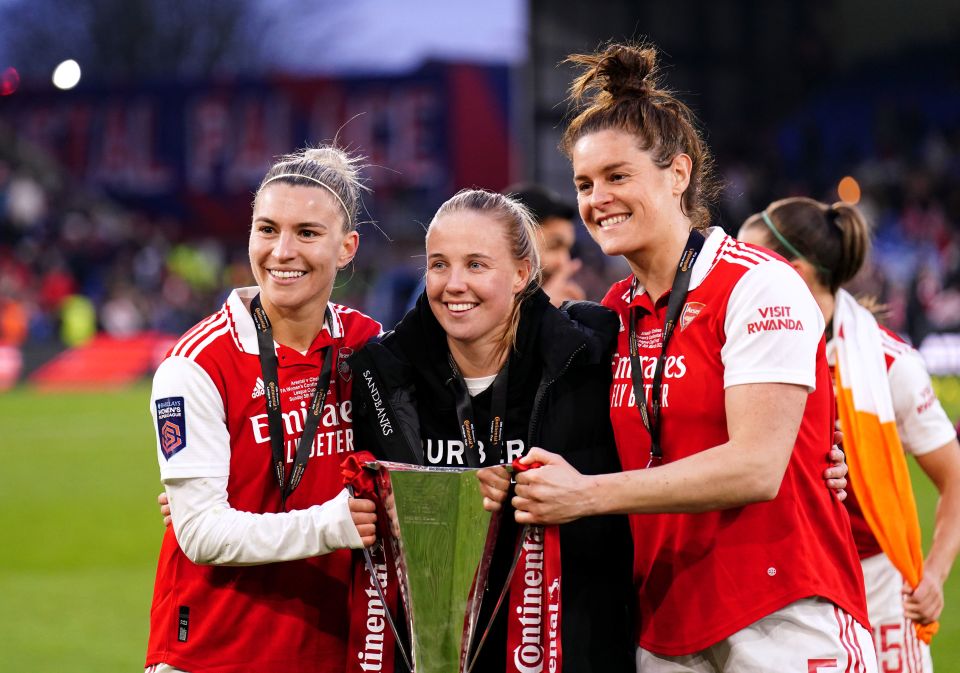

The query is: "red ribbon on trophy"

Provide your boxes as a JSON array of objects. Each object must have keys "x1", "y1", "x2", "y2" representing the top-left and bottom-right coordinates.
[
  {"x1": 342, "y1": 451, "x2": 401, "y2": 673},
  {"x1": 505, "y1": 459, "x2": 562, "y2": 673}
]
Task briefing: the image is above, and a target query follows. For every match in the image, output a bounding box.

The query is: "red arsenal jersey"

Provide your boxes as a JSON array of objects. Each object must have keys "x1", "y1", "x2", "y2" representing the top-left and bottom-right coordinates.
[
  {"x1": 147, "y1": 287, "x2": 381, "y2": 673},
  {"x1": 602, "y1": 229, "x2": 868, "y2": 656}
]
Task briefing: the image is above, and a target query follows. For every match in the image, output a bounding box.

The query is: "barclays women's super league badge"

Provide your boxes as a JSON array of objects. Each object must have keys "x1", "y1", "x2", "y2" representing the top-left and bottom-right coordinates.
[{"x1": 155, "y1": 396, "x2": 187, "y2": 460}]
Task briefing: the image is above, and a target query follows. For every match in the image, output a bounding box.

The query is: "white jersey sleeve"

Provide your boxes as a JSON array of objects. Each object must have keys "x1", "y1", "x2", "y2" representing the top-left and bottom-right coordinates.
[
  {"x1": 166, "y1": 479, "x2": 363, "y2": 566},
  {"x1": 151, "y1": 356, "x2": 231, "y2": 480},
  {"x1": 721, "y1": 261, "x2": 824, "y2": 391},
  {"x1": 887, "y1": 349, "x2": 957, "y2": 456}
]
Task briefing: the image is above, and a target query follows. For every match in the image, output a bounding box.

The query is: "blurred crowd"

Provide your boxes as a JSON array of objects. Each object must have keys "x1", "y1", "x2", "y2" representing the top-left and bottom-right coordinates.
[
  {"x1": 2, "y1": 115, "x2": 960, "y2": 374},
  {"x1": 0, "y1": 147, "x2": 253, "y2": 361},
  {"x1": 718, "y1": 106, "x2": 960, "y2": 348}
]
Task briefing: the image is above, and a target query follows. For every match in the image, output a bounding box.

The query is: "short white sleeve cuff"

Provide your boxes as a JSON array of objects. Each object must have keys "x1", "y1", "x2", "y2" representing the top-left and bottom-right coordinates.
[
  {"x1": 888, "y1": 351, "x2": 957, "y2": 456},
  {"x1": 151, "y1": 357, "x2": 231, "y2": 480},
  {"x1": 721, "y1": 261, "x2": 824, "y2": 391}
]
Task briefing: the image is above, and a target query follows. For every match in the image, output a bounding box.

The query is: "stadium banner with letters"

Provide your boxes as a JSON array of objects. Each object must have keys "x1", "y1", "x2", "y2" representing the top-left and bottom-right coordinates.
[{"x1": 1, "y1": 63, "x2": 515, "y2": 237}]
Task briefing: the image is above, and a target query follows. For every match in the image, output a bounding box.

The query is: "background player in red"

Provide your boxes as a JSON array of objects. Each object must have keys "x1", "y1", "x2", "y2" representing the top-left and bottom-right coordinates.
[
  {"x1": 739, "y1": 197, "x2": 960, "y2": 673},
  {"x1": 500, "y1": 42, "x2": 878, "y2": 672},
  {"x1": 145, "y1": 145, "x2": 380, "y2": 673}
]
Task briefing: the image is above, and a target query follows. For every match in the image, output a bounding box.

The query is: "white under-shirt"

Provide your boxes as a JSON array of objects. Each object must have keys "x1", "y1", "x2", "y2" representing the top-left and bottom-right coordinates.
[{"x1": 464, "y1": 374, "x2": 497, "y2": 396}]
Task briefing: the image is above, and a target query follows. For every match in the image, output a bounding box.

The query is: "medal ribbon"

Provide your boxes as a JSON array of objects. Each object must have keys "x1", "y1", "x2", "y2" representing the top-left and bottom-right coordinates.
[
  {"x1": 251, "y1": 293, "x2": 334, "y2": 508},
  {"x1": 446, "y1": 354, "x2": 509, "y2": 467},
  {"x1": 628, "y1": 229, "x2": 705, "y2": 464}
]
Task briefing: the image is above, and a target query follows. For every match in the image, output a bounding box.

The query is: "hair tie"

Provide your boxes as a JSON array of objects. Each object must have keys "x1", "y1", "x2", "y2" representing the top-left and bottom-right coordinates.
[
  {"x1": 760, "y1": 211, "x2": 829, "y2": 274},
  {"x1": 826, "y1": 206, "x2": 841, "y2": 228},
  {"x1": 260, "y1": 173, "x2": 350, "y2": 223}
]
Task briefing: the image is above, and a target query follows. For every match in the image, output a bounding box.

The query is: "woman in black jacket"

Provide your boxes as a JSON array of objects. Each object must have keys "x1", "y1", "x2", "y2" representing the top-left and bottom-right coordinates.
[{"x1": 349, "y1": 188, "x2": 634, "y2": 672}]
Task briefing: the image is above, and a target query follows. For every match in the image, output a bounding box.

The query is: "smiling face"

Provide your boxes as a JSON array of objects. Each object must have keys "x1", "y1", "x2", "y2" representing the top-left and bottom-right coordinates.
[
  {"x1": 425, "y1": 210, "x2": 531, "y2": 357},
  {"x1": 571, "y1": 128, "x2": 691, "y2": 264},
  {"x1": 248, "y1": 182, "x2": 358, "y2": 322}
]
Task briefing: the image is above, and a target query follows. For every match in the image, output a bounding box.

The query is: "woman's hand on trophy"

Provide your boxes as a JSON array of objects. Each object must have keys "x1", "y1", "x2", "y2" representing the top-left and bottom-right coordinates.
[
  {"x1": 477, "y1": 466, "x2": 512, "y2": 512},
  {"x1": 158, "y1": 491, "x2": 172, "y2": 527},
  {"x1": 349, "y1": 497, "x2": 378, "y2": 547},
  {"x1": 512, "y1": 447, "x2": 592, "y2": 525}
]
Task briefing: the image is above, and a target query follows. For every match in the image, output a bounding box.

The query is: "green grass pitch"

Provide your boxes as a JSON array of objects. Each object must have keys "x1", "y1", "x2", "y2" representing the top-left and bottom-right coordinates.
[{"x1": 1, "y1": 380, "x2": 959, "y2": 672}]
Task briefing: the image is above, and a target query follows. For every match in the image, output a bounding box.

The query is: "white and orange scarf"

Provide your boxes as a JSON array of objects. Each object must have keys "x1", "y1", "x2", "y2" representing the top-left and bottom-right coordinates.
[{"x1": 833, "y1": 289, "x2": 937, "y2": 643}]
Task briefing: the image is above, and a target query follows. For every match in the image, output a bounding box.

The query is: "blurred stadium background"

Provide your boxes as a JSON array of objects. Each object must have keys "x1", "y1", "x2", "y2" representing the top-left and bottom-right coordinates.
[{"x1": 1, "y1": 0, "x2": 959, "y2": 670}]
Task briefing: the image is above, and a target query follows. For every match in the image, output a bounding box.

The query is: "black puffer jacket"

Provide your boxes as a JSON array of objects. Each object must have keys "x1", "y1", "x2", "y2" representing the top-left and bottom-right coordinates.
[{"x1": 350, "y1": 289, "x2": 634, "y2": 673}]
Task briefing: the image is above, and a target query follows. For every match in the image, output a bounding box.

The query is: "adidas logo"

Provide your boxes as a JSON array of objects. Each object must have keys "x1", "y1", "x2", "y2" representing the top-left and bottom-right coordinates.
[{"x1": 252, "y1": 377, "x2": 265, "y2": 399}]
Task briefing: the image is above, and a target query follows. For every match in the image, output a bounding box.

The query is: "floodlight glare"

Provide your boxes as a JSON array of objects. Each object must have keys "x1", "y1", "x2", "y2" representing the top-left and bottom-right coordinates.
[{"x1": 52, "y1": 59, "x2": 81, "y2": 90}]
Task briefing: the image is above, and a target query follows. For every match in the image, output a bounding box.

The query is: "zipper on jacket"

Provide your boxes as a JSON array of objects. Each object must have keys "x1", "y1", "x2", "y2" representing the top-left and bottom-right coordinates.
[{"x1": 526, "y1": 343, "x2": 586, "y2": 447}]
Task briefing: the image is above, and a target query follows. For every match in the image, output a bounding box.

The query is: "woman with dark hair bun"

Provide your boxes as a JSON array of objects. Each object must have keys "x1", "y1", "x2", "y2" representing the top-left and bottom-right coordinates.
[
  {"x1": 740, "y1": 197, "x2": 960, "y2": 673},
  {"x1": 505, "y1": 42, "x2": 878, "y2": 672}
]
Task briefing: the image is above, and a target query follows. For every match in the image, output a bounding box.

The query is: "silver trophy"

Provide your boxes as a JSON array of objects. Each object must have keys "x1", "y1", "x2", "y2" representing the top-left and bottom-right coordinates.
[{"x1": 362, "y1": 460, "x2": 500, "y2": 673}]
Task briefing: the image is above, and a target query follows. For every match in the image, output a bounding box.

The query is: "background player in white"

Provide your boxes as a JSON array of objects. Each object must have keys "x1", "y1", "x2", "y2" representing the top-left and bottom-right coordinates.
[
  {"x1": 739, "y1": 196, "x2": 960, "y2": 673},
  {"x1": 488, "y1": 41, "x2": 878, "y2": 673},
  {"x1": 145, "y1": 145, "x2": 379, "y2": 673}
]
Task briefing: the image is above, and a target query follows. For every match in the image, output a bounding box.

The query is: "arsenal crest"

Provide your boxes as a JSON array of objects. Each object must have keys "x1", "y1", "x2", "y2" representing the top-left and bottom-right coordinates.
[
  {"x1": 680, "y1": 302, "x2": 705, "y2": 331},
  {"x1": 337, "y1": 347, "x2": 353, "y2": 382}
]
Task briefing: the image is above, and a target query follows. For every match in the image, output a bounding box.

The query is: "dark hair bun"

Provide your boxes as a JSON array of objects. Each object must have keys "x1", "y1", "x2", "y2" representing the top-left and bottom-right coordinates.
[
  {"x1": 599, "y1": 44, "x2": 658, "y2": 98},
  {"x1": 562, "y1": 40, "x2": 719, "y2": 229}
]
